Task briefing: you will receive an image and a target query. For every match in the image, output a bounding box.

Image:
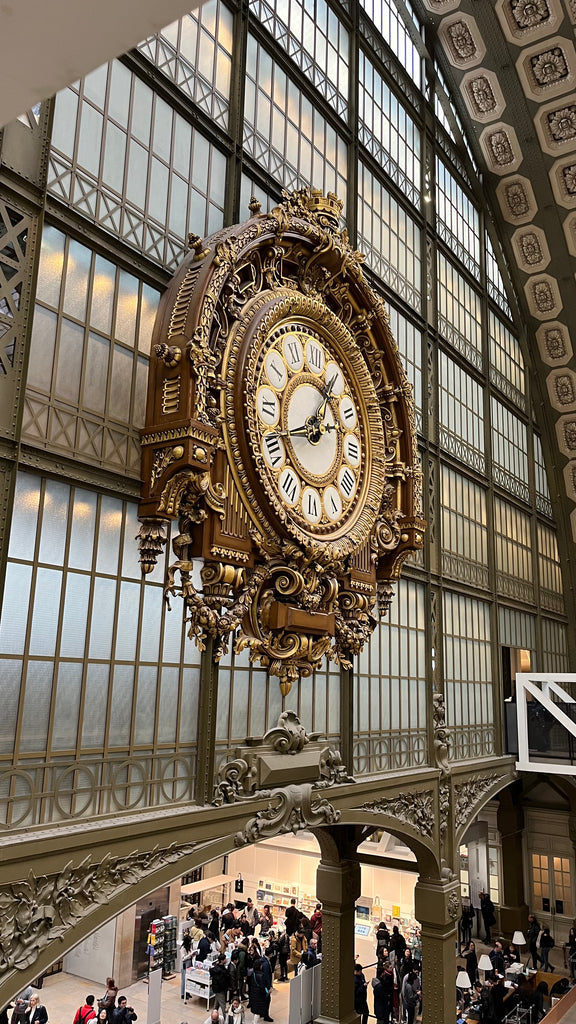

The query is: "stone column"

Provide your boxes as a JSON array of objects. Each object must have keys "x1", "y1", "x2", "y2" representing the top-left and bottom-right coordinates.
[
  {"x1": 498, "y1": 788, "x2": 528, "y2": 936},
  {"x1": 314, "y1": 856, "x2": 361, "y2": 1024},
  {"x1": 414, "y1": 877, "x2": 460, "y2": 1024}
]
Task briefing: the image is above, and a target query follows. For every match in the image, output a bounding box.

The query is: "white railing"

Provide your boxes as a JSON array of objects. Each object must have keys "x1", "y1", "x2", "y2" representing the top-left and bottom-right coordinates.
[{"x1": 515, "y1": 674, "x2": 576, "y2": 775}]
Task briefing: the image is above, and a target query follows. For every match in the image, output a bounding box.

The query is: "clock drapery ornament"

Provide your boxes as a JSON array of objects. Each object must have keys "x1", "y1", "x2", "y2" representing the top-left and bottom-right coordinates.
[{"x1": 138, "y1": 189, "x2": 424, "y2": 692}]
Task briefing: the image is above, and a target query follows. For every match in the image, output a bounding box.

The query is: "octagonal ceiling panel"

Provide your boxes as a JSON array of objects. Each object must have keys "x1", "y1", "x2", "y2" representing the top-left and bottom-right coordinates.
[
  {"x1": 496, "y1": 175, "x2": 539, "y2": 223},
  {"x1": 438, "y1": 14, "x2": 486, "y2": 68},
  {"x1": 460, "y1": 69, "x2": 507, "y2": 122},
  {"x1": 495, "y1": 0, "x2": 566, "y2": 44},
  {"x1": 536, "y1": 321, "x2": 574, "y2": 364},
  {"x1": 516, "y1": 37, "x2": 576, "y2": 100}
]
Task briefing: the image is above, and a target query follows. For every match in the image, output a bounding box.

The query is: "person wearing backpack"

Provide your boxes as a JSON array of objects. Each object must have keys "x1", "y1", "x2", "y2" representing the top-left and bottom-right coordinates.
[
  {"x1": 73, "y1": 996, "x2": 96, "y2": 1024},
  {"x1": 538, "y1": 927, "x2": 555, "y2": 972}
]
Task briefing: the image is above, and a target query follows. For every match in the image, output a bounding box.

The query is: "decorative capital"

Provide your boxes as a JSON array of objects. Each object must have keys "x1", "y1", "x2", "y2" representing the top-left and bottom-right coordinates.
[{"x1": 234, "y1": 782, "x2": 340, "y2": 846}]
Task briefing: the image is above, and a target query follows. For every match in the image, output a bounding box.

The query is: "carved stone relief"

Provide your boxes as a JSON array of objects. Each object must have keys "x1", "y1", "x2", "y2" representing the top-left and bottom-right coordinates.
[
  {"x1": 496, "y1": 175, "x2": 538, "y2": 224},
  {"x1": 360, "y1": 791, "x2": 434, "y2": 839},
  {"x1": 212, "y1": 711, "x2": 354, "y2": 805},
  {"x1": 563, "y1": 460, "x2": 576, "y2": 500},
  {"x1": 535, "y1": 95, "x2": 576, "y2": 154},
  {"x1": 454, "y1": 773, "x2": 501, "y2": 831},
  {"x1": 460, "y1": 69, "x2": 506, "y2": 124},
  {"x1": 495, "y1": 0, "x2": 563, "y2": 44},
  {"x1": 0, "y1": 843, "x2": 194, "y2": 976},
  {"x1": 562, "y1": 211, "x2": 576, "y2": 256},
  {"x1": 524, "y1": 274, "x2": 563, "y2": 319},
  {"x1": 516, "y1": 39, "x2": 576, "y2": 102},
  {"x1": 547, "y1": 369, "x2": 576, "y2": 411},
  {"x1": 234, "y1": 783, "x2": 340, "y2": 845},
  {"x1": 549, "y1": 156, "x2": 576, "y2": 207},
  {"x1": 555, "y1": 414, "x2": 576, "y2": 456},
  {"x1": 439, "y1": 15, "x2": 485, "y2": 69},
  {"x1": 511, "y1": 225, "x2": 551, "y2": 271},
  {"x1": 479, "y1": 123, "x2": 522, "y2": 175},
  {"x1": 536, "y1": 321, "x2": 573, "y2": 365}
]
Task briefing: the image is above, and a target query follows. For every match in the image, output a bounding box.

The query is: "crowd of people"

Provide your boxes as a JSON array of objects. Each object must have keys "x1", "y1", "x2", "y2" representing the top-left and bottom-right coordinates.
[
  {"x1": 457, "y1": 909, "x2": 576, "y2": 1023},
  {"x1": 1, "y1": 979, "x2": 138, "y2": 1024},
  {"x1": 180, "y1": 897, "x2": 323, "y2": 1023},
  {"x1": 356, "y1": 922, "x2": 422, "y2": 1024}
]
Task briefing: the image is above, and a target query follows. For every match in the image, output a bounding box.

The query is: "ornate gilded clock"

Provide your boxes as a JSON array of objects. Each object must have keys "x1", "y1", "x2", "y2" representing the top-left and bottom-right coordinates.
[{"x1": 138, "y1": 189, "x2": 425, "y2": 691}]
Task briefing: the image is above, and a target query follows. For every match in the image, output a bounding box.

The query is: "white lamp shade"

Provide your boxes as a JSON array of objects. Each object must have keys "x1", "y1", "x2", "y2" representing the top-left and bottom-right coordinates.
[
  {"x1": 478, "y1": 955, "x2": 493, "y2": 971},
  {"x1": 456, "y1": 971, "x2": 471, "y2": 988},
  {"x1": 512, "y1": 931, "x2": 526, "y2": 946}
]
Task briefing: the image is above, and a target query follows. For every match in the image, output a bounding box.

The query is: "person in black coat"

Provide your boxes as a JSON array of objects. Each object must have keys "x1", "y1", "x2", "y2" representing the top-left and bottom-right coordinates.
[
  {"x1": 208, "y1": 910, "x2": 220, "y2": 940},
  {"x1": 284, "y1": 899, "x2": 301, "y2": 937},
  {"x1": 389, "y1": 926, "x2": 406, "y2": 963},
  {"x1": 479, "y1": 892, "x2": 496, "y2": 945},
  {"x1": 210, "y1": 955, "x2": 231, "y2": 1015},
  {"x1": 196, "y1": 934, "x2": 212, "y2": 962},
  {"x1": 23, "y1": 998, "x2": 47, "y2": 1024},
  {"x1": 527, "y1": 914, "x2": 540, "y2": 971},
  {"x1": 354, "y1": 965, "x2": 369, "y2": 1024},
  {"x1": 109, "y1": 999, "x2": 137, "y2": 1024},
  {"x1": 248, "y1": 963, "x2": 272, "y2": 1023},
  {"x1": 371, "y1": 964, "x2": 394, "y2": 1024},
  {"x1": 463, "y1": 940, "x2": 478, "y2": 982}
]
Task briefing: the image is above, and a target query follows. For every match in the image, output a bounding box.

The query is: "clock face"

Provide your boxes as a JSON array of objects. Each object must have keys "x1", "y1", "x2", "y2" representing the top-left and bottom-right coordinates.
[
  {"x1": 253, "y1": 325, "x2": 363, "y2": 533},
  {"x1": 223, "y1": 293, "x2": 386, "y2": 556}
]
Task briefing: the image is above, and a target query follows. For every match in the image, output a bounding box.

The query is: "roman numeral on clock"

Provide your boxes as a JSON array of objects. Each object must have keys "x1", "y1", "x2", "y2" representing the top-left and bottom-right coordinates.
[
  {"x1": 308, "y1": 344, "x2": 322, "y2": 369},
  {"x1": 264, "y1": 433, "x2": 283, "y2": 467},
  {"x1": 287, "y1": 341, "x2": 299, "y2": 364},
  {"x1": 280, "y1": 469, "x2": 299, "y2": 504},
  {"x1": 340, "y1": 468, "x2": 355, "y2": 498},
  {"x1": 307, "y1": 492, "x2": 318, "y2": 516},
  {"x1": 262, "y1": 397, "x2": 276, "y2": 417},
  {"x1": 347, "y1": 438, "x2": 359, "y2": 461}
]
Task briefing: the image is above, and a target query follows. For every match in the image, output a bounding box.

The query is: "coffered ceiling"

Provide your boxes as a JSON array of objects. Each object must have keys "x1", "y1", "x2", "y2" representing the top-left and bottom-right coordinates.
[{"x1": 420, "y1": 0, "x2": 576, "y2": 587}]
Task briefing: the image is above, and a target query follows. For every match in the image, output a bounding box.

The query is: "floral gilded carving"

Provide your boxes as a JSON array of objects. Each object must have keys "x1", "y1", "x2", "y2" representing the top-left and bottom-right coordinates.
[{"x1": 361, "y1": 791, "x2": 434, "y2": 839}]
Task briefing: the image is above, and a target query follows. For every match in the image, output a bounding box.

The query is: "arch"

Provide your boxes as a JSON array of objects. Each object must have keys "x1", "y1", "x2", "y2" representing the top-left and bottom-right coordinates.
[
  {"x1": 0, "y1": 799, "x2": 440, "y2": 1008},
  {"x1": 453, "y1": 765, "x2": 519, "y2": 848}
]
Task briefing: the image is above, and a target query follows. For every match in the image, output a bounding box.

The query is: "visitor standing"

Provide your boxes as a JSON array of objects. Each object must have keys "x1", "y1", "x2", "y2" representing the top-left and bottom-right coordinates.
[{"x1": 479, "y1": 892, "x2": 496, "y2": 945}]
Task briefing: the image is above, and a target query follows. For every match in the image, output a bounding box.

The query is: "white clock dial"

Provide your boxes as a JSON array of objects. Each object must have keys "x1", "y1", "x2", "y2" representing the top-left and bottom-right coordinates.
[
  {"x1": 257, "y1": 387, "x2": 280, "y2": 426},
  {"x1": 338, "y1": 465, "x2": 357, "y2": 502},
  {"x1": 283, "y1": 334, "x2": 304, "y2": 372},
  {"x1": 324, "y1": 485, "x2": 343, "y2": 522},
  {"x1": 305, "y1": 338, "x2": 325, "y2": 375},
  {"x1": 262, "y1": 431, "x2": 286, "y2": 471},
  {"x1": 343, "y1": 433, "x2": 361, "y2": 468},
  {"x1": 339, "y1": 394, "x2": 357, "y2": 430},
  {"x1": 264, "y1": 349, "x2": 287, "y2": 390},
  {"x1": 279, "y1": 466, "x2": 301, "y2": 507},
  {"x1": 286, "y1": 384, "x2": 338, "y2": 479},
  {"x1": 301, "y1": 487, "x2": 322, "y2": 525},
  {"x1": 325, "y1": 361, "x2": 345, "y2": 396}
]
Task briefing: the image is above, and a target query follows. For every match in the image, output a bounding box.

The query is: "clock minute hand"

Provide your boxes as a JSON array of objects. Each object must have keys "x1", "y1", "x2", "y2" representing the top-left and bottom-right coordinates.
[{"x1": 316, "y1": 375, "x2": 337, "y2": 423}]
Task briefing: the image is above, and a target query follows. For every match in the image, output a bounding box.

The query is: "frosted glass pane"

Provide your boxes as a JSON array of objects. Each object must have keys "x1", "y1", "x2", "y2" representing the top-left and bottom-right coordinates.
[
  {"x1": 81, "y1": 663, "x2": 109, "y2": 747},
  {"x1": 83, "y1": 64, "x2": 108, "y2": 107},
  {"x1": 133, "y1": 356, "x2": 148, "y2": 430},
  {"x1": 158, "y1": 666, "x2": 179, "y2": 742},
  {"x1": 115, "y1": 580, "x2": 140, "y2": 660},
  {"x1": 134, "y1": 665, "x2": 157, "y2": 743},
  {"x1": 69, "y1": 489, "x2": 97, "y2": 570},
  {"x1": 138, "y1": 284, "x2": 160, "y2": 354},
  {"x1": 267, "y1": 681, "x2": 282, "y2": 730},
  {"x1": 29, "y1": 568, "x2": 62, "y2": 656},
  {"x1": 109, "y1": 344, "x2": 133, "y2": 421},
  {"x1": 9, "y1": 474, "x2": 41, "y2": 560},
  {"x1": 88, "y1": 576, "x2": 117, "y2": 658},
  {"x1": 63, "y1": 240, "x2": 92, "y2": 321},
  {"x1": 28, "y1": 305, "x2": 58, "y2": 391},
  {"x1": 51, "y1": 662, "x2": 82, "y2": 750},
  {"x1": 95, "y1": 496, "x2": 122, "y2": 574},
  {"x1": 328, "y1": 674, "x2": 340, "y2": 734},
  {"x1": 121, "y1": 502, "x2": 143, "y2": 581},
  {"x1": 77, "y1": 102, "x2": 103, "y2": 175},
  {"x1": 83, "y1": 332, "x2": 109, "y2": 414},
  {"x1": 132, "y1": 77, "x2": 153, "y2": 144},
  {"x1": 19, "y1": 661, "x2": 54, "y2": 753},
  {"x1": 115, "y1": 271, "x2": 138, "y2": 344},
  {"x1": 216, "y1": 669, "x2": 230, "y2": 740},
  {"x1": 109, "y1": 664, "x2": 135, "y2": 738},
  {"x1": 108, "y1": 60, "x2": 131, "y2": 128},
  {"x1": 180, "y1": 666, "x2": 200, "y2": 744},
  {"x1": 0, "y1": 660, "x2": 23, "y2": 754},
  {"x1": 36, "y1": 226, "x2": 66, "y2": 307},
  {"x1": 162, "y1": 600, "x2": 183, "y2": 663},
  {"x1": 153, "y1": 96, "x2": 172, "y2": 159},
  {"x1": 249, "y1": 672, "x2": 266, "y2": 736},
  {"x1": 139, "y1": 585, "x2": 163, "y2": 663},
  {"x1": 60, "y1": 572, "x2": 90, "y2": 658},
  {"x1": 0, "y1": 563, "x2": 32, "y2": 654},
  {"x1": 38, "y1": 478, "x2": 69, "y2": 565},
  {"x1": 149, "y1": 158, "x2": 169, "y2": 223},
  {"x1": 126, "y1": 140, "x2": 148, "y2": 208},
  {"x1": 90, "y1": 255, "x2": 116, "y2": 333},
  {"x1": 51, "y1": 88, "x2": 78, "y2": 158},
  {"x1": 231, "y1": 669, "x2": 249, "y2": 741},
  {"x1": 55, "y1": 318, "x2": 84, "y2": 404},
  {"x1": 103, "y1": 122, "x2": 127, "y2": 194},
  {"x1": 300, "y1": 678, "x2": 313, "y2": 732}
]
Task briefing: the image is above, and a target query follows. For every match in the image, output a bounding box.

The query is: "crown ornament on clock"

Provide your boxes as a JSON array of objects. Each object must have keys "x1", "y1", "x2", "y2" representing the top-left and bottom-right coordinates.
[{"x1": 138, "y1": 188, "x2": 425, "y2": 692}]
